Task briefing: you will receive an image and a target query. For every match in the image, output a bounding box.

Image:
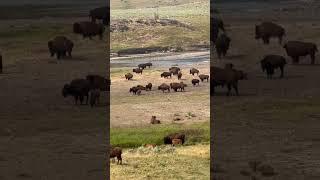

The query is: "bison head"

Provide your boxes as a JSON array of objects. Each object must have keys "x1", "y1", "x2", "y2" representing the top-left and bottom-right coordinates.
[{"x1": 73, "y1": 23, "x2": 82, "y2": 34}]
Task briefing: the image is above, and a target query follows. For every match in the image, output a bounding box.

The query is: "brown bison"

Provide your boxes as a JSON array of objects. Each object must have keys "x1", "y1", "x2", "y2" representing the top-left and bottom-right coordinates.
[
  {"x1": 191, "y1": 79, "x2": 200, "y2": 86},
  {"x1": 89, "y1": 89, "x2": 100, "y2": 107},
  {"x1": 161, "y1": 72, "x2": 172, "y2": 78},
  {"x1": 133, "y1": 68, "x2": 143, "y2": 74},
  {"x1": 255, "y1": 22, "x2": 285, "y2": 44},
  {"x1": 73, "y1": 21, "x2": 105, "y2": 40},
  {"x1": 169, "y1": 67, "x2": 180, "y2": 75},
  {"x1": 170, "y1": 82, "x2": 187, "y2": 92},
  {"x1": 125, "y1": 73, "x2": 133, "y2": 80},
  {"x1": 150, "y1": 116, "x2": 161, "y2": 124},
  {"x1": 190, "y1": 68, "x2": 199, "y2": 76},
  {"x1": 146, "y1": 83, "x2": 152, "y2": 91},
  {"x1": 62, "y1": 79, "x2": 90, "y2": 105},
  {"x1": 86, "y1": 74, "x2": 109, "y2": 91},
  {"x1": 110, "y1": 146, "x2": 122, "y2": 165},
  {"x1": 158, "y1": 83, "x2": 170, "y2": 93},
  {"x1": 261, "y1": 55, "x2": 287, "y2": 79},
  {"x1": 145, "y1": 62, "x2": 152, "y2": 68},
  {"x1": 215, "y1": 33, "x2": 231, "y2": 58},
  {"x1": 137, "y1": 85, "x2": 146, "y2": 90},
  {"x1": 89, "y1": 6, "x2": 109, "y2": 25},
  {"x1": 177, "y1": 72, "x2": 182, "y2": 80},
  {"x1": 283, "y1": 41, "x2": 318, "y2": 64},
  {"x1": 199, "y1": 74, "x2": 209, "y2": 82},
  {"x1": 138, "y1": 63, "x2": 146, "y2": 69},
  {"x1": 129, "y1": 86, "x2": 140, "y2": 94},
  {"x1": 48, "y1": 36, "x2": 74, "y2": 60},
  {"x1": 164, "y1": 133, "x2": 185, "y2": 144}
]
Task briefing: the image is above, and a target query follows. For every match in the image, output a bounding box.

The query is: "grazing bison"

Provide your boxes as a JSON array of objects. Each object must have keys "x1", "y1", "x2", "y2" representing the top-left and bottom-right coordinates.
[
  {"x1": 150, "y1": 116, "x2": 161, "y2": 124},
  {"x1": 172, "y1": 139, "x2": 183, "y2": 146},
  {"x1": 169, "y1": 67, "x2": 180, "y2": 75},
  {"x1": 133, "y1": 68, "x2": 143, "y2": 74},
  {"x1": 138, "y1": 63, "x2": 146, "y2": 69},
  {"x1": 170, "y1": 82, "x2": 187, "y2": 92},
  {"x1": 48, "y1": 36, "x2": 74, "y2": 60},
  {"x1": 177, "y1": 72, "x2": 182, "y2": 80},
  {"x1": 86, "y1": 74, "x2": 109, "y2": 91},
  {"x1": 199, "y1": 74, "x2": 209, "y2": 82},
  {"x1": 164, "y1": 133, "x2": 185, "y2": 145},
  {"x1": 145, "y1": 62, "x2": 152, "y2": 68},
  {"x1": 89, "y1": 6, "x2": 109, "y2": 25},
  {"x1": 169, "y1": 67, "x2": 181, "y2": 72},
  {"x1": 211, "y1": 66, "x2": 247, "y2": 96},
  {"x1": 283, "y1": 41, "x2": 318, "y2": 64},
  {"x1": 211, "y1": 17, "x2": 225, "y2": 45},
  {"x1": 129, "y1": 86, "x2": 140, "y2": 95},
  {"x1": 0, "y1": 53, "x2": 2, "y2": 74},
  {"x1": 110, "y1": 146, "x2": 122, "y2": 165},
  {"x1": 125, "y1": 73, "x2": 133, "y2": 80},
  {"x1": 261, "y1": 55, "x2": 286, "y2": 79},
  {"x1": 191, "y1": 79, "x2": 200, "y2": 86},
  {"x1": 146, "y1": 83, "x2": 152, "y2": 91},
  {"x1": 190, "y1": 68, "x2": 199, "y2": 76},
  {"x1": 62, "y1": 79, "x2": 90, "y2": 105},
  {"x1": 158, "y1": 83, "x2": 170, "y2": 93},
  {"x1": 255, "y1": 22, "x2": 285, "y2": 44},
  {"x1": 215, "y1": 34, "x2": 231, "y2": 58},
  {"x1": 73, "y1": 21, "x2": 105, "y2": 40},
  {"x1": 161, "y1": 72, "x2": 172, "y2": 78},
  {"x1": 89, "y1": 89, "x2": 100, "y2": 107}
]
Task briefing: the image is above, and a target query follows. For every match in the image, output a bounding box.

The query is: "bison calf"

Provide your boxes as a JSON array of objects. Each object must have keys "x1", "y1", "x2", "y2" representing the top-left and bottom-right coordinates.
[{"x1": 255, "y1": 22, "x2": 285, "y2": 44}]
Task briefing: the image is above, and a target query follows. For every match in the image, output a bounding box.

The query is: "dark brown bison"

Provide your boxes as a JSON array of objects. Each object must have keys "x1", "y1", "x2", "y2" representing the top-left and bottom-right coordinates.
[
  {"x1": 125, "y1": 73, "x2": 133, "y2": 80},
  {"x1": 48, "y1": 36, "x2": 74, "y2": 60},
  {"x1": 73, "y1": 21, "x2": 105, "y2": 40},
  {"x1": 150, "y1": 116, "x2": 161, "y2": 124},
  {"x1": 170, "y1": 82, "x2": 187, "y2": 92},
  {"x1": 129, "y1": 86, "x2": 140, "y2": 94},
  {"x1": 164, "y1": 133, "x2": 185, "y2": 145},
  {"x1": 133, "y1": 68, "x2": 143, "y2": 74},
  {"x1": 211, "y1": 66, "x2": 247, "y2": 96},
  {"x1": 138, "y1": 63, "x2": 146, "y2": 69},
  {"x1": 0, "y1": 53, "x2": 2, "y2": 74},
  {"x1": 283, "y1": 41, "x2": 318, "y2": 64},
  {"x1": 169, "y1": 67, "x2": 181, "y2": 72},
  {"x1": 62, "y1": 79, "x2": 90, "y2": 105},
  {"x1": 261, "y1": 55, "x2": 287, "y2": 79},
  {"x1": 211, "y1": 17, "x2": 225, "y2": 45},
  {"x1": 89, "y1": 89, "x2": 100, "y2": 107},
  {"x1": 89, "y1": 6, "x2": 109, "y2": 25},
  {"x1": 158, "y1": 83, "x2": 170, "y2": 93},
  {"x1": 110, "y1": 146, "x2": 122, "y2": 165},
  {"x1": 146, "y1": 83, "x2": 152, "y2": 91},
  {"x1": 199, "y1": 74, "x2": 209, "y2": 82},
  {"x1": 145, "y1": 62, "x2": 152, "y2": 68},
  {"x1": 191, "y1": 79, "x2": 200, "y2": 86},
  {"x1": 86, "y1": 74, "x2": 109, "y2": 91},
  {"x1": 161, "y1": 72, "x2": 172, "y2": 78},
  {"x1": 177, "y1": 72, "x2": 182, "y2": 80},
  {"x1": 255, "y1": 22, "x2": 285, "y2": 44},
  {"x1": 169, "y1": 67, "x2": 180, "y2": 75},
  {"x1": 190, "y1": 68, "x2": 199, "y2": 76},
  {"x1": 215, "y1": 33, "x2": 231, "y2": 58}
]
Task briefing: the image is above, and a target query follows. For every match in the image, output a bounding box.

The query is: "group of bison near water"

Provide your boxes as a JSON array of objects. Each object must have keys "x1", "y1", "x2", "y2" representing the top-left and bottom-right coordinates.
[{"x1": 211, "y1": 18, "x2": 318, "y2": 96}]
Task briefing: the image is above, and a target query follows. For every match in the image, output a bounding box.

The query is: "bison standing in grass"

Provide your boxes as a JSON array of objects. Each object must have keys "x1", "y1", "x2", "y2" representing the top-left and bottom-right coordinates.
[
  {"x1": 110, "y1": 146, "x2": 122, "y2": 165},
  {"x1": 169, "y1": 66, "x2": 180, "y2": 75},
  {"x1": 62, "y1": 79, "x2": 90, "y2": 105},
  {"x1": 138, "y1": 63, "x2": 147, "y2": 69},
  {"x1": 283, "y1": 41, "x2": 318, "y2": 64},
  {"x1": 261, "y1": 55, "x2": 286, "y2": 79},
  {"x1": 150, "y1": 116, "x2": 161, "y2": 124},
  {"x1": 215, "y1": 33, "x2": 231, "y2": 59},
  {"x1": 48, "y1": 36, "x2": 74, "y2": 60},
  {"x1": 129, "y1": 86, "x2": 140, "y2": 95},
  {"x1": 190, "y1": 68, "x2": 199, "y2": 76},
  {"x1": 177, "y1": 72, "x2": 182, "y2": 80},
  {"x1": 158, "y1": 83, "x2": 170, "y2": 93},
  {"x1": 145, "y1": 62, "x2": 152, "y2": 68},
  {"x1": 133, "y1": 68, "x2": 143, "y2": 74},
  {"x1": 161, "y1": 72, "x2": 172, "y2": 78},
  {"x1": 146, "y1": 83, "x2": 152, "y2": 91},
  {"x1": 255, "y1": 22, "x2": 285, "y2": 44},
  {"x1": 73, "y1": 21, "x2": 105, "y2": 40},
  {"x1": 192, "y1": 79, "x2": 200, "y2": 86},
  {"x1": 199, "y1": 74, "x2": 209, "y2": 82},
  {"x1": 125, "y1": 73, "x2": 133, "y2": 80}
]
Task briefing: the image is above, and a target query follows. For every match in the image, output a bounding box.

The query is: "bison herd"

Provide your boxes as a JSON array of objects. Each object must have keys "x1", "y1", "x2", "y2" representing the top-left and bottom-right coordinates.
[
  {"x1": 123, "y1": 62, "x2": 210, "y2": 95},
  {"x1": 211, "y1": 17, "x2": 318, "y2": 96}
]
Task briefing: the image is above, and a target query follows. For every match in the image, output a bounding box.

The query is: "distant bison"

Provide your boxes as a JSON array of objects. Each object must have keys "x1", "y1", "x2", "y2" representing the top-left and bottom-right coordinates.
[
  {"x1": 145, "y1": 62, "x2": 152, "y2": 68},
  {"x1": 215, "y1": 33, "x2": 231, "y2": 58},
  {"x1": 283, "y1": 41, "x2": 318, "y2": 64},
  {"x1": 137, "y1": 85, "x2": 146, "y2": 91},
  {"x1": 199, "y1": 74, "x2": 209, "y2": 82},
  {"x1": 62, "y1": 79, "x2": 90, "y2": 105},
  {"x1": 261, "y1": 55, "x2": 286, "y2": 79},
  {"x1": 172, "y1": 139, "x2": 183, "y2": 146},
  {"x1": 146, "y1": 83, "x2": 152, "y2": 91},
  {"x1": 169, "y1": 66, "x2": 180, "y2": 75},
  {"x1": 125, "y1": 73, "x2": 133, "y2": 80},
  {"x1": 177, "y1": 72, "x2": 182, "y2": 80},
  {"x1": 170, "y1": 82, "x2": 187, "y2": 92},
  {"x1": 191, "y1": 79, "x2": 200, "y2": 86},
  {"x1": 133, "y1": 68, "x2": 143, "y2": 74},
  {"x1": 73, "y1": 21, "x2": 105, "y2": 40},
  {"x1": 48, "y1": 36, "x2": 74, "y2": 60},
  {"x1": 110, "y1": 146, "x2": 122, "y2": 165},
  {"x1": 190, "y1": 68, "x2": 199, "y2": 76},
  {"x1": 129, "y1": 86, "x2": 140, "y2": 95},
  {"x1": 161, "y1": 72, "x2": 172, "y2": 78},
  {"x1": 158, "y1": 83, "x2": 170, "y2": 93},
  {"x1": 138, "y1": 63, "x2": 147, "y2": 69},
  {"x1": 164, "y1": 133, "x2": 185, "y2": 145},
  {"x1": 255, "y1": 22, "x2": 285, "y2": 44},
  {"x1": 150, "y1": 116, "x2": 161, "y2": 124},
  {"x1": 89, "y1": 6, "x2": 109, "y2": 25}
]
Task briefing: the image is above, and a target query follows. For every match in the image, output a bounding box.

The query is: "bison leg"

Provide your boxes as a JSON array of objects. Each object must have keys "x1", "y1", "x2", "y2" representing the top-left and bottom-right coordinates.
[
  {"x1": 227, "y1": 84, "x2": 232, "y2": 96},
  {"x1": 280, "y1": 66, "x2": 284, "y2": 78},
  {"x1": 310, "y1": 53, "x2": 315, "y2": 64},
  {"x1": 233, "y1": 83, "x2": 239, "y2": 96},
  {"x1": 57, "y1": 52, "x2": 61, "y2": 60},
  {"x1": 117, "y1": 155, "x2": 122, "y2": 165},
  {"x1": 74, "y1": 96, "x2": 79, "y2": 105}
]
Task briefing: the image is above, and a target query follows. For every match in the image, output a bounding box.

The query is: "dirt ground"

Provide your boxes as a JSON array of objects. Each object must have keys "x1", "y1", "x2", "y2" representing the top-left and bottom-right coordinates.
[
  {"x1": 0, "y1": 17, "x2": 108, "y2": 179},
  {"x1": 212, "y1": 5, "x2": 320, "y2": 180}
]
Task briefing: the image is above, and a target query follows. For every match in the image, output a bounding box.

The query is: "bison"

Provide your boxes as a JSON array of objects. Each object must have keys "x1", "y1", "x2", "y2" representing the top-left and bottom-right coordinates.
[
  {"x1": 150, "y1": 116, "x2": 161, "y2": 124},
  {"x1": 260, "y1": 55, "x2": 287, "y2": 79},
  {"x1": 169, "y1": 66, "x2": 180, "y2": 75},
  {"x1": 138, "y1": 63, "x2": 146, "y2": 69},
  {"x1": 146, "y1": 83, "x2": 152, "y2": 91},
  {"x1": 170, "y1": 82, "x2": 187, "y2": 92},
  {"x1": 190, "y1": 68, "x2": 199, "y2": 76},
  {"x1": 133, "y1": 68, "x2": 143, "y2": 74},
  {"x1": 125, "y1": 73, "x2": 133, "y2": 80},
  {"x1": 158, "y1": 83, "x2": 170, "y2": 93},
  {"x1": 62, "y1": 79, "x2": 90, "y2": 105},
  {"x1": 255, "y1": 22, "x2": 285, "y2": 44},
  {"x1": 199, "y1": 74, "x2": 209, "y2": 82},
  {"x1": 89, "y1": 6, "x2": 109, "y2": 25},
  {"x1": 73, "y1": 21, "x2": 105, "y2": 40},
  {"x1": 177, "y1": 72, "x2": 182, "y2": 80},
  {"x1": 191, "y1": 79, "x2": 200, "y2": 86},
  {"x1": 145, "y1": 62, "x2": 152, "y2": 68},
  {"x1": 283, "y1": 41, "x2": 318, "y2": 64},
  {"x1": 48, "y1": 36, "x2": 74, "y2": 60},
  {"x1": 164, "y1": 133, "x2": 185, "y2": 145},
  {"x1": 161, "y1": 72, "x2": 172, "y2": 78},
  {"x1": 110, "y1": 146, "x2": 122, "y2": 165},
  {"x1": 215, "y1": 33, "x2": 231, "y2": 59}
]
